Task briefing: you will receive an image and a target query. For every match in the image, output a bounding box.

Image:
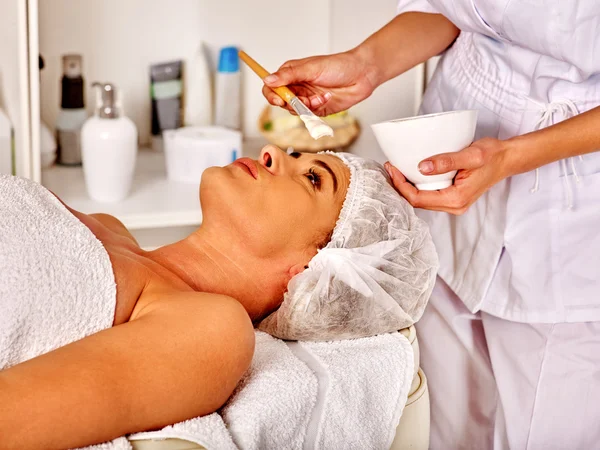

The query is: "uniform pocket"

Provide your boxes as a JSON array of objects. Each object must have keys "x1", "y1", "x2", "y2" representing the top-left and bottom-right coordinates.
[{"x1": 469, "y1": 0, "x2": 507, "y2": 41}]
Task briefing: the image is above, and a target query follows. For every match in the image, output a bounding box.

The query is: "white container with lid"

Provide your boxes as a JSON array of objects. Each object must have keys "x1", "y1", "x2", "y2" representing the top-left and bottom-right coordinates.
[{"x1": 163, "y1": 126, "x2": 241, "y2": 184}]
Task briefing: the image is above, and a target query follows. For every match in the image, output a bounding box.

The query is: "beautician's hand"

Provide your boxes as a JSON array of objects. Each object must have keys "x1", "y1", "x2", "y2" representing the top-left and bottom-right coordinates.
[
  {"x1": 385, "y1": 138, "x2": 511, "y2": 215},
  {"x1": 261, "y1": 50, "x2": 379, "y2": 116},
  {"x1": 262, "y1": 14, "x2": 459, "y2": 116},
  {"x1": 385, "y1": 105, "x2": 600, "y2": 214}
]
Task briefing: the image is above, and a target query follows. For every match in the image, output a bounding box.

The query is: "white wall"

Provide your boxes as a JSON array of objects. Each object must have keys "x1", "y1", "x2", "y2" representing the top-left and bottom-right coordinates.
[
  {"x1": 0, "y1": 0, "x2": 24, "y2": 174},
  {"x1": 38, "y1": 0, "x2": 420, "y2": 159},
  {"x1": 330, "y1": 0, "x2": 420, "y2": 162}
]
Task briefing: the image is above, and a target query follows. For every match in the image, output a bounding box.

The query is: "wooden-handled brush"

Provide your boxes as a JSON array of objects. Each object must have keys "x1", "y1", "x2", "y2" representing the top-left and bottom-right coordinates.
[{"x1": 239, "y1": 50, "x2": 333, "y2": 140}]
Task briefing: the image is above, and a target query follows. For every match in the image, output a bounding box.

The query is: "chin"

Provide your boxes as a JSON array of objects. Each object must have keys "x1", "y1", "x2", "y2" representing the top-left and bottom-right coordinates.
[
  {"x1": 199, "y1": 166, "x2": 233, "y2": 206},
  {"x1": 200, "y1": 166, "x2": 227, "y2": 187},
  {"x1": 200, "y1": 166, "x2": 261, "y2": 235}
]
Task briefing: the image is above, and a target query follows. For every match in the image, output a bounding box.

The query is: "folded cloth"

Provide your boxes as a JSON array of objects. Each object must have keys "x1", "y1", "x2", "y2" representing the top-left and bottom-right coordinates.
[
  {"x1": 295, "y1": 334, "x2": 414, "y2": 449},
  {"x1": 0, "y1": 175, "x2": 116, "y2": 370},
  {"x1": 93, "y1": 330, "x2": 414, "y2": 450}
]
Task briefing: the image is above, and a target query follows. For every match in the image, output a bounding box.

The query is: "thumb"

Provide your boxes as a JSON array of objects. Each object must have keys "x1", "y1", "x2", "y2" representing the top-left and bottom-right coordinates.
[
  {"x1": 418, "y1": 146, "x2": 485, "y2": 175},
  {"x1": 264, "y1": 61, "x2": 318, "y2": 87}
]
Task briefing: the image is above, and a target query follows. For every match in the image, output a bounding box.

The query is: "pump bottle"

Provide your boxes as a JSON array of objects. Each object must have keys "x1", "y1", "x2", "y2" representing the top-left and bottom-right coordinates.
[{"x1": 81, "y1": 82, "x2": 138, "y2": 203}]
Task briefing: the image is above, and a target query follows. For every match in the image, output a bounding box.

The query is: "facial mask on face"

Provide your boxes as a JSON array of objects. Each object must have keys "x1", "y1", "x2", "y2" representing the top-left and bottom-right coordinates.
[{"x1": 258, "y1": 152, "x2": 439, "y2": 341}]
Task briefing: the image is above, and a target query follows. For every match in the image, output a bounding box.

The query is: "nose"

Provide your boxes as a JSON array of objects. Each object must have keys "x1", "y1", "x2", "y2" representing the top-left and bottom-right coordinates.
[{"x1": 259, "y1": 145, "x2": 288, "y2": 175}]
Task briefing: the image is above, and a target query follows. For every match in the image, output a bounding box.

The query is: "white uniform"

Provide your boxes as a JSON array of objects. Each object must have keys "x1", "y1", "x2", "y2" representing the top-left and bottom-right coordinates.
[{"x1": 396, "y1": 0, "x2": 600, "y2": 448}]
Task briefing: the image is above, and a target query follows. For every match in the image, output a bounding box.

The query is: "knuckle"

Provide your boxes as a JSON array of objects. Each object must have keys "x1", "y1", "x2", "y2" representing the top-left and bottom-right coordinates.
[
  {"x1": 286, "y1": 65, "x2": 301, "y2": 82},
  {"x1": 470, "y1": 146, "x2": 485, "y2": 165},
  {"x1": 282, "y1": 59, "x2": 299, "y2": 68},
  {"x1": 450, "y1": 194, "x2": 467, "y2": 209},
  {"x1": 438, "y1": 156, "x2": 454, "y2": 172}
]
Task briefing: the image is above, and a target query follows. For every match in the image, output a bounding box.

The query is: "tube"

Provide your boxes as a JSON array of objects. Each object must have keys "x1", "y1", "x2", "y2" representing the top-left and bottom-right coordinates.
[{"x1": 150, "y1": 60, "x2": 183, "y2": 151}]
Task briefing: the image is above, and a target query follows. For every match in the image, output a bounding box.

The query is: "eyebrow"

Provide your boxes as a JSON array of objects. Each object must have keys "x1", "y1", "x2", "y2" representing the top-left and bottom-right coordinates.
[
  {"x1": 289, "y1": 151, "x2": 338, "y2": 193},
  {"x1": 313, "y1": 160, "x2": 338, "y2": 193}
]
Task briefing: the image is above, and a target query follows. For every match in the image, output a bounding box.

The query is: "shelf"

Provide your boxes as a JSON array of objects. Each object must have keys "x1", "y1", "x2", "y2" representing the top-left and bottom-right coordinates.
[{"x1": 42, "y1": 137, "x2": 267, "y2": 230}]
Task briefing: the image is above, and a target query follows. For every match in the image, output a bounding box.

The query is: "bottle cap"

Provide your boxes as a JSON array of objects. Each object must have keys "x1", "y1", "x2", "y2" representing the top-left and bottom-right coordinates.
[
  {"x1": 61, "y1": 55, "x2": 84, "y2": 109},
  {"x1": 62, "y1": 54, "x2": 83, "y2": 78},
  {"x1": 218, "y1": 47, "x2": 239, "y2": 73}
]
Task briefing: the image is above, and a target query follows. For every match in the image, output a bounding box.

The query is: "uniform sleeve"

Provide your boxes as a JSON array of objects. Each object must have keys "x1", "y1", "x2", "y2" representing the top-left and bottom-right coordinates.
[{"x1": 397, "y1": 0, "x2": 439, "y2": 15}]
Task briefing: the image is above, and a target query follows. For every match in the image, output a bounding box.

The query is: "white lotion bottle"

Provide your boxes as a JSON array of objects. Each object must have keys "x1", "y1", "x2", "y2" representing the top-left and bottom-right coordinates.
[
  {"x1": 184, "y1": 42, "x2": 212, "y2": 127},
  {"x1": 214, "y1": 46, "x2": 241, "y2": 130},
  {"x1": 81, "y1": 82, "x2": 138, "y2": 203}
]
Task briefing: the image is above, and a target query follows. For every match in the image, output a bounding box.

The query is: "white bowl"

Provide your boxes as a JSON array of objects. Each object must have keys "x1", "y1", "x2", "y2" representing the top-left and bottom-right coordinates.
[{"x1": 371, "y1": 110, "x2": 478, "y2": 190}]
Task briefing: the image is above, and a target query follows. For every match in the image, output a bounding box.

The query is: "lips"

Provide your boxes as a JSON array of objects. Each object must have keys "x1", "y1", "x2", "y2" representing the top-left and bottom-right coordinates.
[{"x1": 233, "y1": 158, "x2": 258, "y2": 179}]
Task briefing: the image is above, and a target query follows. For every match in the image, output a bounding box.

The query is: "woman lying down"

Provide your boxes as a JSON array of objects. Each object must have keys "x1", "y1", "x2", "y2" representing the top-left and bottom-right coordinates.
[{"x1": 0, "y1": 145, "x2": 438, "y2": 449}]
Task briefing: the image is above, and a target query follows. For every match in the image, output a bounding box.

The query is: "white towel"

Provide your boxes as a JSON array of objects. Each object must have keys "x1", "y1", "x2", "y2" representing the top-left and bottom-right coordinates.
[
  {"x1": 122, "y1": 331, "x2": 414, "y2": 450},
  {"x1": 297, "y1": 334, "x2": 414, "y2": 449},
  {"x1": 129, "y1": 332, "x2": 316, "y2": 449},
  {"x1": 0, "y1": 174, "x2": 116, "y2": 370}
]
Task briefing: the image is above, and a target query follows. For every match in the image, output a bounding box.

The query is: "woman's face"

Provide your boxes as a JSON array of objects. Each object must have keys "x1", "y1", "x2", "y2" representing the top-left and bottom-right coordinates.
[{"x1": 200, "y1": 145, "x2": 350, "y2": 263}]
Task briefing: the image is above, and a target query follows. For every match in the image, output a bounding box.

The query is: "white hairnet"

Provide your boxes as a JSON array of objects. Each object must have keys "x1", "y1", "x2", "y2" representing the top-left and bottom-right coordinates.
[{"x1": 258, "y1": 152, "x2": 439, "y2": 341}]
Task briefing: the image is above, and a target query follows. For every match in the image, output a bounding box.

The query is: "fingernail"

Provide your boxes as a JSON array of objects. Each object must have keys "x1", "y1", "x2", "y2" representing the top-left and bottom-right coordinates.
[
  {"x1": 419, "y1": 161, "x2": 434, "y2": 174},
  {"x1": 274, "y1": 98, "x2": 284, "y2": 107},
  {"x1": 384, "y1": 162, "x2": 393, "y2": 177},
  {"x1": 310, "y1": 96, "x2": 323, "y2": 108},
  {"x1": 324, "y1": 92, "x2": 332, "y2": 101},
  {"x1": 264, "y1": 75, "x2": 277, "y2": 84}
]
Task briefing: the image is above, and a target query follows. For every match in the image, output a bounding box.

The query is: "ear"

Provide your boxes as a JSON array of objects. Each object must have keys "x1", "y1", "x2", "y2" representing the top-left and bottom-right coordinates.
[{"x1": 288, "y1": 263, "x2": 307, "y2": 279}]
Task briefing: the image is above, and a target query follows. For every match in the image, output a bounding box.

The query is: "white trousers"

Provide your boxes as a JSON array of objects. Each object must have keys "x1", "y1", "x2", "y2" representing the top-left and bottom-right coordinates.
[{"x1": 419, "y1": 278, "x2": 600, "y2": 450}]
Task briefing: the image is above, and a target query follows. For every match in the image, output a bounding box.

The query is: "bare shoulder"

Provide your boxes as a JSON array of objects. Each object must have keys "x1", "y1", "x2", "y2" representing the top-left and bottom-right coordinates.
[
  {"x1": 90, "y1": 213, "x2": 138, "y2": 244},
  {"x1": 131, "y1": 288, "x2": 253, "y2": 331},
  {"x1": 0, "y1": 289, "x2": 254, "y2": 448},
  {"x1": 131, "y1": 290, "x2": 255, "y2": 360}
]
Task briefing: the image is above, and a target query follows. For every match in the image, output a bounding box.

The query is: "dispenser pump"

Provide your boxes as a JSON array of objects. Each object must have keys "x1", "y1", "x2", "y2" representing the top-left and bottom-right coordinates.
[{"x1": 92, "y1": 82, "x2": 121, "y2": 119}]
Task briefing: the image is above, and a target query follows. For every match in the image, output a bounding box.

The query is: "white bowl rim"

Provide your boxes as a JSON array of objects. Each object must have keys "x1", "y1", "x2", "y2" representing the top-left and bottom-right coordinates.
[{"x1": 373, "y1": 109, "x2": 478, "y2": 126}]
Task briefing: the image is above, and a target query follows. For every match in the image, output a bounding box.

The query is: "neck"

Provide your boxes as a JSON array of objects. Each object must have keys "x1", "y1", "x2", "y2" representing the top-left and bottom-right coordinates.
[{"x1": 148, "y1": 225, "x2": 291, "y2": 321}]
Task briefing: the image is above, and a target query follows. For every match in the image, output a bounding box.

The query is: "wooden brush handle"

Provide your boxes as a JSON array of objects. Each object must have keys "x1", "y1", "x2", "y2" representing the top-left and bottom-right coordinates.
[{"x1": 238, "y1": 50, "x2": 296, "y2": 104}]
